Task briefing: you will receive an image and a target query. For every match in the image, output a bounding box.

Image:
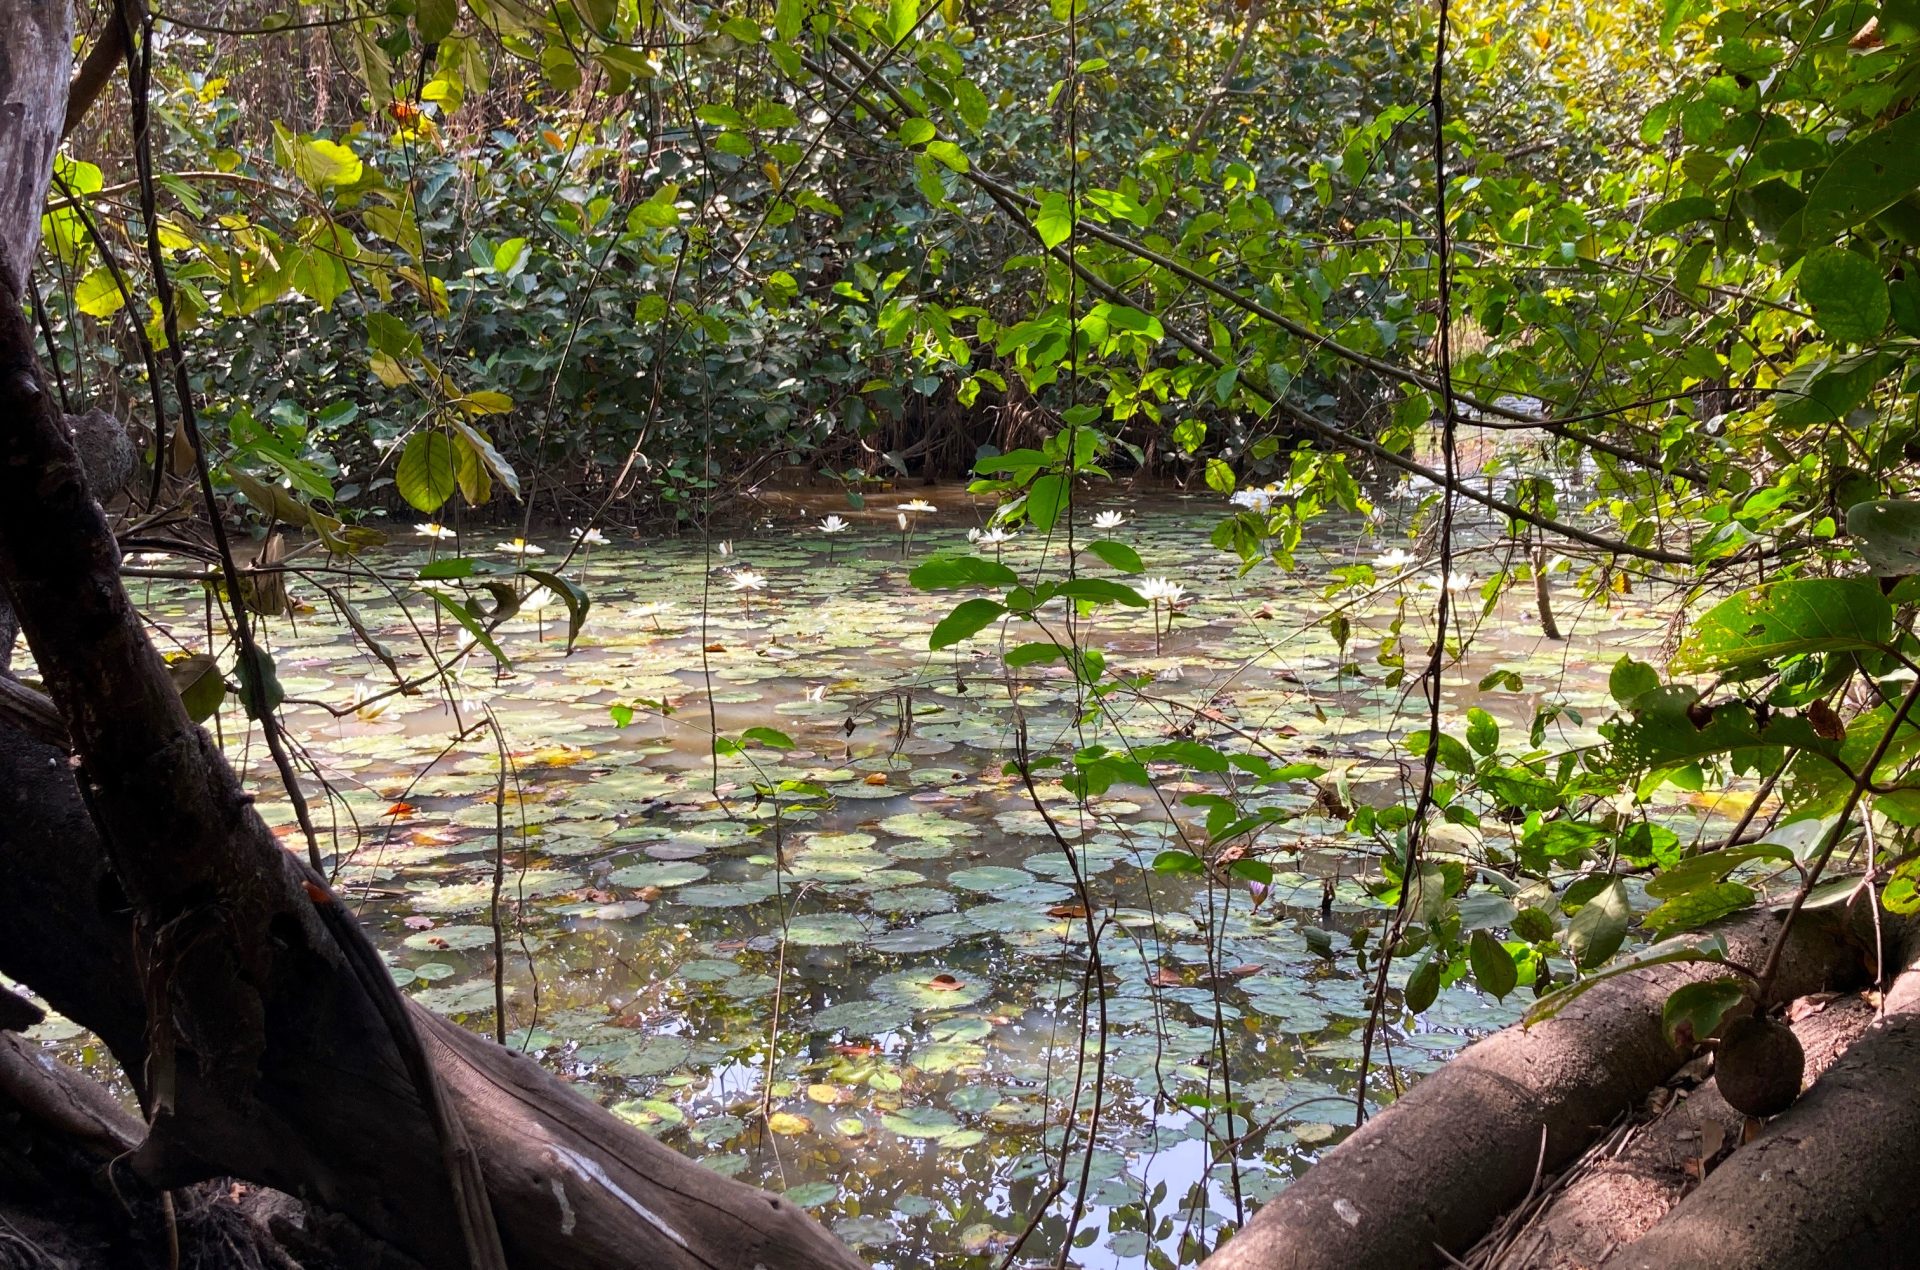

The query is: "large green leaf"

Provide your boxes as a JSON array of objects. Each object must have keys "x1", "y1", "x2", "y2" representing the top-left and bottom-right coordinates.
[
  {"x1": 1564, "y1": 878, "x2": 1630, "y2": 970},
  {"x1": 1797, "y1": 246, "x2": 1889, "y2": 343},
  {"x1": 1847, "y1": 499, "x2": 1920, "y2": 575},
  {"x1": 416, "y1": 0, "x2": 457, "y2": 41},
  {"x1": 928, "y1": 598, "x2": 1004, "y2": 649},
  {"x1": 1672, "y1": 579, "x2": 1891, "y2": 672},
  {"x1": 1803, "y1": 110, "x2": 1920, "y2": 238},
  {"x1": 909, "y1": 556, "x2": 1018, "y2": 590},
  {"x1": 397, "y1": 431, "x2": 457, "y2": 514}
]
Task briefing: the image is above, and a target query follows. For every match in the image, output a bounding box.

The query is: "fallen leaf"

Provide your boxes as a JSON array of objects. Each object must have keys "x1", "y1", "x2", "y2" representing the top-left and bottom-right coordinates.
[
  {"x1": 806, "y1": 1083, "x2": 846, "y2": 1105},
  {"x1": 704, "y1": 642, "x2": 727, "y2": 653},
  {"x1": 767, "y1": 1111, "x2": 813, "y2": 1135},
  {"x1": 928, "y1": 973, "x2": 965, "y2": 991},
  {"x1": 385, "y1": 801, "x2": 417, "y2": 818},
  {"x1": 403, "y1": 915, "x2": 436, "y2": 931},
  {"x1": 1225, "y1": 963, "x2": 1264, "y2": 979},
  {"x1": 1047, "y1": 903, "x2": 1089, "y2": 919},
  {"x1": 1149, "y1": 967, "x2": 1183, "y2": 987},
  {"x1": 636, "y1": 885, "x2": 663, "y2": 901},
  {"x1": 863, "y1": 773, "x2": 889, "y2": 786}
]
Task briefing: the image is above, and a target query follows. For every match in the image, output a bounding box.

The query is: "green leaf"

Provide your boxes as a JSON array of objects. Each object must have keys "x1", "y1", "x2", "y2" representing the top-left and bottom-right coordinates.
[
  {"x1": 741, "y1": 726, "x2": 795, "y2": 749},
  {"x1": 397, "y1": 432, "x2": 457, "y2": 514},
  {"x1": 1525, "y1": 934, "x2": 1728, "y2": 1026},
  {"x1": 909, "y1": 556, "x2": 1019, "y2": 590},
  {"x1": 1406, "y1": 729, "x2": 1475, "y2": 775},
  {"x1": 1644, "y1": 881, "x2": 1755, "y2": 936},
  {"x1": 1466, "y1": 707, "x2": 1499, "y2": 756},
  {"x1": 1152, "y1": 850, "x2": 1205, "y2": 875},
  {"x1": 1803, "y1": 110, "x2": 1920, "y2": 238},
  {"x1": 446, "y1": 418, "x2": 521, "y2": 500},
  {"x1": 929, "y1": 598, "x2": 1005, "y2": 649},
  {"x1": 73, "y1": 268, "x2": 125, "y2": 318},
  {"x1": 1468, "y1": 929, "x2": 1518, "y2": 1001},
  {"x1": 522, "y1": 569, "x2": 591, "y2": 651},
  {"x1": 1034, "y1": 193, "x2": 1073, "y2": 249},
  {"x1": 1643, "y1": 195, "x2": 1718, "y2": 236},
  {"x1": 1610, "y1": 655, "x2": 1661, "y2": 708},
  {"x1": 1003, "y1": 641, "x2": 1068, "y2": 667},
  {"x1": 1083, "y1": 540, "x2": 1143, "y2": 573},
  {"x1": 1404, "y1": 954, "x2": 1441, "y2": 1013},
  {"x1": 925, "y1": 141, "x2": 969, "y2": 173},
  {"x1": 277, "y1": 125, "x2": 363, "y2": 189},
  {"x1": 1053, "y1": 578, "x2": 1147, "y2": 608},
  {"x1": 416, "y1": 0, "x2": 457, "y2": 41},
  {"x1": 1672, "y1": 579, "x2": 1892, "y2": 673},
  {"x1": 897, "y1": 118, "x2": 936, "y2": 146},
  {"x1": 1797, "y1": 246, "x2": 1889, "y2": 343},
  {"x1": 1203, "y1": 458, "x2": 1236, "y2": 494},
  {"x1": 419, "y1": 557, "x2": 476, "y2": 580},
  {"x1": 1847, "y1": 499, "x2": 1920, "y2": 575},
  {"x1": 425, "y1": 590, "x2": 512, "y2": 666},
  {"x1": 1026, "y1": 473, "x2": 1066, "y2": 531},
  {"x1": 1564, "y1": 878, "x2": 1630, "y2": 969},
  {"x1": 492, "y1": 236, "x2": 530, "y2": 276},
  {"x1": 168, "y1": 653, "x2": 226, "y2": 723},
  {"x1": 1512, "y1": 906, "x2": 1557, "y2": 942},
  {"x1": 886, "y1": 0, "x2": 920, "y2": 42},
  {"x1": 1644, "y1": 845, "x2": 1792, "y2": 898},
  {"x1": 1662, "y1": 977, "x2": 1747, "y2": 1048},
  {"x1": 235, "y1": 646, "x2": 284, "y2": 719}
]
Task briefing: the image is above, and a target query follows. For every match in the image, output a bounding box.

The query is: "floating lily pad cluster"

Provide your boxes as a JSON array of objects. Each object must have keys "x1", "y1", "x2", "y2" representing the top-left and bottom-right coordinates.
[{"x1": 104, "y1": 500, "x2": 1666, "y2": 1265}]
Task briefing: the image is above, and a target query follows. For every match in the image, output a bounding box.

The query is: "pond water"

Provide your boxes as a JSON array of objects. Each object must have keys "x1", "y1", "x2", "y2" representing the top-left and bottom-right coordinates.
[{"x1": 41, "y1": 488, "x2": 1697, "y2": 1266}]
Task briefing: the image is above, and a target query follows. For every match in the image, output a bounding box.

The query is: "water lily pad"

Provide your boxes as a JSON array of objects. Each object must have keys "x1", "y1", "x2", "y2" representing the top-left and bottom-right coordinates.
[
  {"x1": 783, "y1": 912, "x2": 868, "y2": 946},
  {"x1": 608, "y1": 860, "x2": 709, "y2": 888},
  {"x1": 811, "y1": 999, "x2": 914, "y2": 1035},
  {"x1": 873, "y1": 969, "x2": 990, "y2": 1010}
]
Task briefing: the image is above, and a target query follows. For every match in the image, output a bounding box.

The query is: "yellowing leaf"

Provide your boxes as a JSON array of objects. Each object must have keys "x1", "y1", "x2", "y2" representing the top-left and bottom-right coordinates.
[{"x1": 767, "y1": 1111, "x2": 813, "y2": 1135}]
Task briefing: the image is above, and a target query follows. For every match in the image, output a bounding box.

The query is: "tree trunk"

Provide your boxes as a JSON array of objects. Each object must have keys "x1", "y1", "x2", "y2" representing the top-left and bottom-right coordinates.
[
  {"x1": 1615, "y1": 953, "x2": 1920, "y2": 1269},
  {"x1": 1201, "y1": 906, "x2": 1881, "y2": 1270}
]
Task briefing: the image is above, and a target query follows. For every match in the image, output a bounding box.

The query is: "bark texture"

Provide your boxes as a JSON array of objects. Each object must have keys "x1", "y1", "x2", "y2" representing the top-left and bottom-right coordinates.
[
  {"x1": 1616, "y1": 957, "x2": 1920, "y2": 1269},
  {"x1": 1202, "y1": 906, "x2": 1879, "y2": 1270}
]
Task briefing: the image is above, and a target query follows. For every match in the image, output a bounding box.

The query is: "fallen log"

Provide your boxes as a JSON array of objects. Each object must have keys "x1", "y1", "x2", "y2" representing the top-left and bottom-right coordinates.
[
  {"x1": 1202, "y1": 905, "x2": 1880, "y2": 1270},
  {"x1": 1615, "y1": 953, "x2": 1920, "y2": 1268}
]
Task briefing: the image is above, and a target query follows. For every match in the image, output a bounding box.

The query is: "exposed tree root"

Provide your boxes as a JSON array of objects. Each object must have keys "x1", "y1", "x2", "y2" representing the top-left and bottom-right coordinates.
[
  {"x1": 1468, "y1": 990, "x2": 1877, "y2": 1268},
  {"x1": 1614, "y1": 952, "x2": 1920, "y2": 1268},
  {"x1": 1201, "y1": 905, "x2": 1881, "y2": 1270}
]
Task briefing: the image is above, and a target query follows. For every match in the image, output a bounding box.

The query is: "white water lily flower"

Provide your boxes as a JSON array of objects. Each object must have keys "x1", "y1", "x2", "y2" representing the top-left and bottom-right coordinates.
[
  {"x1": 521, "y1": 586, "x2": 558, "y2": 611},
  {"x1": 414, "y1": 523, "x2": 457, "y2": 541},
  {"x1": 1229, "y1": 486, "x2": 1279, "y2": 514},
  {"x1": 973, "y1": 527, "x2": 1016, "y2": 547},
  {"x1": 716, "y1": 540, "x2": 734, "y2": 557},
  {"x1": 727, "y1": 569, "x2": 768, "y2": 592},
  {"x1": 818, "y1": 515, "x2": 850, "y2": 534},
  {"x1": 1375, "y1": 548, "x2": 1417, "y2": 571},
  {"x1": 1137, "y1": 577, "x2": 1187, "y2": 605},
  {"x1": 1092, "y1": 510, "x2": 1127, "y2": 531},
  {"x1": 896, "y1": 499, "x2": 937, "y2": 514},
  {"x1": 629, "y1": 601, "x2": 675, "y2": 620},
  {"x1": 570, "y1": 526, "x2": 610, "y2": 546},
  {"x1": 897, "y1": 512, "x2": 910, "y2": 531},
  {"x1": 494, "y1": 538, "x2": 546, "y2": 557}
]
